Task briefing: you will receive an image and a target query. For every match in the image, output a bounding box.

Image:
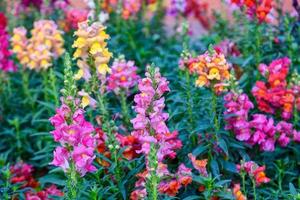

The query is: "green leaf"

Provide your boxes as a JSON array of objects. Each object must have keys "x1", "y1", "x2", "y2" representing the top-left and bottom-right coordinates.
[
  {"x1": 192, "y1": 145, "x2": 208, "y2": 157},
  {"x1": 183, "y1": 196, "x2": 201, "y2": 200},
  {"x1": 289, "y1": 183, "x2": 297, "y2": 195}
]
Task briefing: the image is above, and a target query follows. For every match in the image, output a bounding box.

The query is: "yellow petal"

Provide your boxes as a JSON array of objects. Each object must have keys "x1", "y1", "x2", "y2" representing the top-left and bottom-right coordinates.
[
  {"x1": 73, "y1": 37, "x2": 86, "y2": 48},
  {"x1": 74, "y1": 69, "x2": 84, "y2": 80},
  {"x1": 81, "y1": 95, "x2": 90, "y2": 108},
  {"x1": 195, "y1": 76, "x2": 208, "y2": 87},
  {"x1": 73, "y1": 49, "x2": 82, "y2": 58},
  {"x1": 207, "y1": 68, "x2": 221, "y2": 80},
  {"x1": 97, "y1": 63, "x2": 110, "y2": 75},
  {"x1": 90, "y1": 42, "x2": 103, "y2": 55},
  {"x1": 41, "y1": 59, "x2": 50, "y2": 68}
]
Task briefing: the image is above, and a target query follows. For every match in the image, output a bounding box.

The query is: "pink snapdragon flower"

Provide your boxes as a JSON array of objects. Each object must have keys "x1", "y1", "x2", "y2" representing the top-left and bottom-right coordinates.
[
  {"x1": 51, "y1": 146, "x2": 70, "y2": 172},
  {"x1": 0, "y1": 13, "x2": 17, "y2": 72},
  {"x1": 224, "y1": 92, "x2": 253, "y2": 141},
  {"x1": 176, "y1": 164, "x2": 192, "y2": 186},
  {"x1": 49, "y1": 99, "x2": 97, "y2": 176},
  {"x1": 107, "y1": 58, "x2": 140, "y2": 94},
  {"x1": 72, "y1": 146, "x2": 97, "y2": 176},
  {"x1": 224, "y1": 90, "x2": 300, "y2": 151},
  {"x1": 130, "y1": 67, "x2": 183, "y2": 198},
  {"x1": 130, "y1": 67, "x2": 181, "y2": 160},
  {"x1": 25, "y1": 184, "x2": 63, "y2": 200}
]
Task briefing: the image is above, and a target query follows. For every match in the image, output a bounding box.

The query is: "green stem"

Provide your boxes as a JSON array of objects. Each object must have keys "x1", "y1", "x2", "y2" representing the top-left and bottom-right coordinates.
[
  {"x1": 209, "y1": 91, "x2": 219, "y2": 163},
  {"x1": 241, "y1": 172, "x2": 246, "y2": 196},
  {"x1": 12, "y1": 118, "x2": 22, "y2": 159},
  {"x1": 147, "y1": 143, "x2": 158, "y2": 200},
  {"x1": 49, "y1": 68, "x2": 59, "y2": 107},
  {"x1": 95, "y1": 91, "x2": 109, "y2": 120},
  {"x1": 252, "y1": 178, "x2": 257, "y2": 200},
  {"x1": 6, "y1": 74, "x2": 12, "y2": 98},
  {"x1": 90, "y1": 70, "x2": 122, "y2": 185},
  {"x1": 94, "y1": 0, "x2": 100, "y2": 22},
  {"x1": 185, "y1": 70, "x2": 194, "y2": 125},
  {"x1": 3, "y1": 167, "x2": 11, "y2": 200},
  {"x1": 211, "y1": 91, "x2": 219, "y2": 132},
  {"x1": 42, "y1": 70, "x2": 50, "y2": 103},
  {"x1": 184, "y1": 70, "x2": 197, "y2": 146},
  {"x1": 278, "y1": 168, "x2": 283, "y2": 193},
  {"x1": 254, "y1": 24, "x2": 261, "y2": 66},
  {"x1": 21, "y1": 69, "x2": 34, "y2": 109},
  {"x1": 66, "y1": 162, "x2": 78, "y2": 200},
  {"x1": 119, "y1": 90, "x2": 131, "y2": 127}
]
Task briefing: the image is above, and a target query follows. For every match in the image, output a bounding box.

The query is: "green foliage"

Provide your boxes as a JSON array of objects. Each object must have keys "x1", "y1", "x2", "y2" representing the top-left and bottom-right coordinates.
[{"x1": 1, "y1": 1, "x2": 300, "y2": 200}]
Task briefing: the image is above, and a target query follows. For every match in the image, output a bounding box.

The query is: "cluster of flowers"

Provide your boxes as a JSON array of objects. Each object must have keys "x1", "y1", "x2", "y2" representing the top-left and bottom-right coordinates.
[
  {"x1": 107, "y1": 57, "x2": 140, "y2": 94},
  {"x1": 168, "y1": 0, "x2": 211, "y2": 29},
  {"x1": 224, "y1": 91, "x2": 300, "y2": 151},
  {"x1": 230, "y1": 0, "x2": 273, "y2": 23},
  {"x1": 180, "y1": 49, "x2": 230, "y2": 94},
  {"x1": 54, "y1": 0, "x2": 89, "y2": 32},
  {"x1": 10, "y1": 162, "x2": 63, "y2": 199},
  {"x1": 101, "y1": 0, "x2": 156, "y2": 20},
  {"x1": 237, "y1": 161, "x2": 270, "y2": 185},
  {"x1": 0, "y1": 12, "x2": 16, "y2": 72},
  {"x1": 130, "y1": 67, "x2": 184, "y2": 199},
  {"x1": 252, "y1": 57, "x2": 300, "y2": 120},
  {"x1": 12, "y1": 20, "x2": 64, "y2": 71},
  {"x1": 49, "y1": 99, "x2": 97, "y2": 176},
  {"x1": 73, "y1": 21, "x2": 112, "y2": 80}
]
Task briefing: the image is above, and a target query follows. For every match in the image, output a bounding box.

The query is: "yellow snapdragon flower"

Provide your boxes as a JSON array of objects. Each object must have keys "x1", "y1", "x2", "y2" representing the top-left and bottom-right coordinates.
[
  {"x1": 11, "y1": 20, "x2": 65, "y2": 71},
  {"x1": 72, "y1": 21, "x2": 112, "y2": 80}
]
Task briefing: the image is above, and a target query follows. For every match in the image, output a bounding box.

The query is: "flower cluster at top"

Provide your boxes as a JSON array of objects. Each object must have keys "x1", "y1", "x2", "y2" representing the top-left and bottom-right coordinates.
[
  {"x1": 180, "y1": 49, "x2": 230, "y2": 94},
  {"x1": 11, "y1": 20, "x2": 64, "y2": 71},
  {"x1": 10, "y1": 162, "x2": 63, "y2": 199},
  {"x1": 49, "y1": 99, "x2": 97, "y2": 176},
  {"x1": 130, "y1": 67, "x2": 181, "y2": 160},
  {"x1": 237, "y1": 160, "x2": 270, "y2": 185},
  {"x1": 0, "y1": 12, "x2": 17, "y2": 72},
  {"x1": 252, "y1": 57, "x2": 300, "y2": 120},
  {"x1": 168, "y1": 0, "x2": 211, "y2": 29},
  {"x1": 130, "y1": 67, "x2": 185, "y2": 199},
  {"x1": 107, "y1": 56, "x2": 140, "y2": 94},
  {"x1": 73, "y1": 21, "x2": 112, "y2": 80},
  {"x1": 224, "y1": 91, "x2": 300, "y2": 151},
  {"x1": 230, "y1": 0, "x2": 273, "y2": 23}
]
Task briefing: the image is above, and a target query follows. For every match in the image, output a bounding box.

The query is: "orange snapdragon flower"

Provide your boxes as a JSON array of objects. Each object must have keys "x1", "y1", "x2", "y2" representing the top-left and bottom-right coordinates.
[
  {"x1": 188, "y1": 153, "x2": 208, "y2": 176},
  {"x1": 253, "y1": 166, "x2": 270, "y2": 185},
  {"x1": 185, "y1": 49, "x2": 230, "y2": 94},
  {"x1": 233, "y1": 184, "x2": 247, "y2": 200}
]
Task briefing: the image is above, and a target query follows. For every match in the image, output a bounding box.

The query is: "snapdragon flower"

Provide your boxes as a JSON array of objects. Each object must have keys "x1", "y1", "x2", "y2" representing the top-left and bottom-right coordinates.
[
  {"x1": 11, "y1": 20, "x2": 64, "y2": 71},
  {"x1": 72, "y1": 21, "x2": 112, "y2": 80}
]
